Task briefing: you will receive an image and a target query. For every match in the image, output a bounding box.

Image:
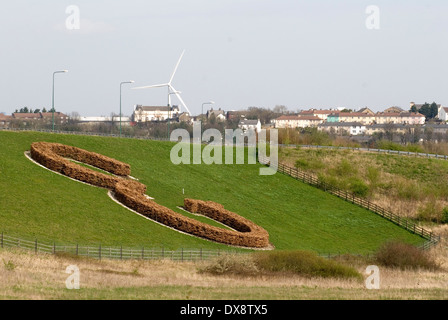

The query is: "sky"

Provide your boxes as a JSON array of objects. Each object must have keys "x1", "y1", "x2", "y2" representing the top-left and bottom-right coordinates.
[{"x1": 0, "y1": 0, "x2": 447, "y2": 117}]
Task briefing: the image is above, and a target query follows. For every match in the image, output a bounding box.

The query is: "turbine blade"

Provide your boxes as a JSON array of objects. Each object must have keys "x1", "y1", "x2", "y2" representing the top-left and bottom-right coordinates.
[
  {"x1": 170, "y1": 85, "x2": 191, "y2": 115},
  {"x1": 132, "y1": 83, "x2": 169, "y2": 90},
  {"x1": 169, "y1": 50, "x2": 186, "y2": 84}
]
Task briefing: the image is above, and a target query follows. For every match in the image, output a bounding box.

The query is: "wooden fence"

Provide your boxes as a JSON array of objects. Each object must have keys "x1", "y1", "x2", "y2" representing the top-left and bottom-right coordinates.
[
  {"x1": 0, "y1": 232, "x2": 236, "y2": 262},
  {"x1": 258, "y1": 156, "x2": 441, "y2": 250}
]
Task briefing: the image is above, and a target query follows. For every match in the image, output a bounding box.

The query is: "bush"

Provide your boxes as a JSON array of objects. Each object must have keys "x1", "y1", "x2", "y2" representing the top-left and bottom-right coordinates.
[
  {"x1": 252, "y1": 250, "x2": 362, "y2": 280},
  {"x1": 201, "y1": 251, "x2": 363, "y2": 280},
  {"x1": 199, "y1": 254, "x2": 259, "y2": 276},
  {"x1": 441, "y1": 207, "x2": 448, "y2": 224},
  {"x1": 374, "y1": 241, "x2": 440, "y2": 271},
  {"x1": 349, "y1": 178, "x2": 370, "y2": 198}
]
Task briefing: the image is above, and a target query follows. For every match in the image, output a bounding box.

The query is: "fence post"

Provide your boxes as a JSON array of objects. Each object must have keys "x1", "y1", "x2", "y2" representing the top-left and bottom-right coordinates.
[
  {"x1": 1, "y1": 232, "x2": 3, "y2": 248},
  {"x1": 35, "y1": 239, "x2": 38, "y2": 254},
  {"x1": 120, "y1": 245, "x2": 123, "y2": 260},
  {"x1": 76, "y1": 244, "x2": 79, "y2": 256},
  {"x1": 99, "y1": 244, "x2": 101, "y2": 260}
]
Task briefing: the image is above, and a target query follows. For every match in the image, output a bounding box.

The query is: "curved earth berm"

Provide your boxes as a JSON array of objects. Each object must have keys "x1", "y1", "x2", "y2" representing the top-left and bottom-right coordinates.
[{"x1": 30, "y1": 142, "x2": 271, "y2": 249}]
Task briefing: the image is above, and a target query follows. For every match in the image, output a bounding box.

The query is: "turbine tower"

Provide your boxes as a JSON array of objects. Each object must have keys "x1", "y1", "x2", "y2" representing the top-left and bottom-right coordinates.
[{"x1": 133, "y1": 50, "x2": 191, "y2": 115}]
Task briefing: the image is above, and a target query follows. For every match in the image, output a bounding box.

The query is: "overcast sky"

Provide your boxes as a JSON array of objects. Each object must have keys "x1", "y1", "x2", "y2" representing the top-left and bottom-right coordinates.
[{"x1": 0, "y1": 0, "x2": 447, "y2": 116}]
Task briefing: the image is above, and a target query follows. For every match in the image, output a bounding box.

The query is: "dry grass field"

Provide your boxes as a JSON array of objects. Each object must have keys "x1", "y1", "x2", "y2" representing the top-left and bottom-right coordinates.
[{"x1": 1, "y1": 246, "x2": 446, "y2": 300}]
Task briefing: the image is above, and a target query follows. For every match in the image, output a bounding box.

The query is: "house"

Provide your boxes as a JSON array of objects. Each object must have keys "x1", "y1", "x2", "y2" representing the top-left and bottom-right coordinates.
[
  {"x1": 375, "y1": 112, "x2": 425, "y2": 125},
  {"x1": 11, "y1": 112, "x2": 69, "y2": 126},
  {"x1": 226, "y1": 110, "x2": 247, "y2": 121},
  {"x1": 298, "y1": 109, "x2": 335, "y2": 121},
  {"x1": 438, "y1": 107, "x2": 448, "y2": 122},
  {"x1": 318, "y1": 122, "x2": 366, "y2": 136},
  {"x1": 384, "y1": 106, "x2": 405, "y2": 113},
  {"x1": 0, "y1": 114, "x2": 12, "y2": 128},
  {"x1": 327, "y1": 112, "x2": 375, "y2": 125},
  {"x1": 238, "y1": 119, "x2": 261, "y2": 133},
  {"x1": 357, "y1": 107, "x2": 375, "y2": 115},
  {"x1": 132, "y1": 105, "x2": 180, "y2": 122},
  {"x1": 207, "y1": 108, "x2": 226, "y2": 122},
  {"x1": 274, "y1": 115, "x2": 323, "y2": 128},
  {"x1": 40, "y1": 112, "x2": 69, "y2": 125}
]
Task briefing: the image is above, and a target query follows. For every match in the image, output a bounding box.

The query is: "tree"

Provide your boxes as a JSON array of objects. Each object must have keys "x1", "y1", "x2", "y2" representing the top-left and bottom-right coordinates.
[
  {"x1": 430, "y1": 102, "x2": 439, "y2": 119},
  {"x1": 418, "y1": 103, "x2": 431, "y2": 120},
  {"x1": 273, "y1": 105, "x2": 288, "y2": 114},
  {"x1": 410, "y1": 105, "x2": 417, "y2": 113},
  {"x1": 42, "y1": 108, "x2": 47, "y2": 113}
]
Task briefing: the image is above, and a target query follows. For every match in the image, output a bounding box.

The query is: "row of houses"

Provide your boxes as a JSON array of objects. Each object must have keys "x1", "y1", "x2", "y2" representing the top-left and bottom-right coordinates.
[
  {"x1": 0, "y1": 112, "x2": 69, "y2": 127},
  {"x1": 274, "y1": 109, "x2": 426, "y2": 129},
  {"x1": 317, "y1": 122, "x2": 448, "y2": 137}
]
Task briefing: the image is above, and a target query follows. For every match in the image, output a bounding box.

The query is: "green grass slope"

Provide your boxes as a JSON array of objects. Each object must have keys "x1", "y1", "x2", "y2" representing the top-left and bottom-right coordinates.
[{"x1": 0, "y1": 131, "x2": 425, "y2": 253}]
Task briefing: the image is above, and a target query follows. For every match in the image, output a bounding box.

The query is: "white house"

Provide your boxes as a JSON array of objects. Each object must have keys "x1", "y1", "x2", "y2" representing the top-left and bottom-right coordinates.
[
  {"x1": 132, "y1": 105, "x2": 180, "y2": 122},
  {"x1": 318, "y1": 122, "x2": 366, "y2": 136},
  {"x1": 438, "y1": 107, "x2": 448, "y2": 122},
  {"x1": 238, "y1": 119, "x2": 261, "y2": 133},
  {"x1": 274, "y1": 115, "x2": 323, "y2": 128}
]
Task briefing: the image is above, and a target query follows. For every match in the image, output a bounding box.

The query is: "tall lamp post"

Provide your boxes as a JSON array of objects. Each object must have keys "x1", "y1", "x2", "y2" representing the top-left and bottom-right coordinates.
[
  {"x1": 201, "y1": 101, "x2": 215, "y2": 133},
  {"x1": 202, "y1": 101, "x2": 215, "y2": 122},
  {"x1": 120, "y1": 81, "x2": 134, "y2": 137},
  {"x1": 52, "y1": 70, "x2": 68, "y2": 131},
  {"x1": 167, "y1": 91, "x2": 181, "y2": 140}
]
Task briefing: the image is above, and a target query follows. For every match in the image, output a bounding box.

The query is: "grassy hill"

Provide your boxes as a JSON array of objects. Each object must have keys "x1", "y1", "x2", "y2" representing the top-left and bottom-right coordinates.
[
  {"x1": 0, "y1": 131, "x2": 426, "y2": 253},
  {"x1": 279, "y1": 146, "x2": 448, "y2": 225}
]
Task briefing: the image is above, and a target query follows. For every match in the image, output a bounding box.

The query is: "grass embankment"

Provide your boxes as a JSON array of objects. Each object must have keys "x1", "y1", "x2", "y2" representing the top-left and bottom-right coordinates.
[
  {"x1": 0, "y1": 131, "x2": 425, "y2": 253},
  {"x1": 280, "y1": 146, "x2": 448, "y2": 227}
]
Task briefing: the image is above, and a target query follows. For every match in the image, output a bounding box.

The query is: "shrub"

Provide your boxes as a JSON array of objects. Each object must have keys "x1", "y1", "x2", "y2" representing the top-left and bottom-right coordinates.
[
  {"x1": 442, "y1": 207, "x2": 448, "y2": 224},
  {"x1": 199, "y1": 254, "x2": 259, "y2": 276},
  {"x1": 252, "y1": 250, "x2": 362, "y2": 280},
  {"x1": 416, "y1": 197, "x2": 444, "y2": 223},
  {"x1": 374, "y1": 241, "x2": 440, "y2": 271},
  {"x1": 349, "y1": 178, "x2": 370, "y2": 198},
  {"x1": 200, "y1": 251, "x2": 363, "y2": 280}
]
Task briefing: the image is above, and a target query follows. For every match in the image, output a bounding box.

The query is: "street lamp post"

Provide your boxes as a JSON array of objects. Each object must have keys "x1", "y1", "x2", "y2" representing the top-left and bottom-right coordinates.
[
  {"x1": 202, "y1": 101, "x2": 215, "y2": 122},
  {"x1": 201, "y1": 101, "x2": 215, "y2": 133},
  {"x1": 167, "y1": 91, "x2": 181, "y2": 140},
  {"x1": 52, "y1": 70, "x2": 68, "y2": 131},
  {"x1": 120, "y1": 81, "x2": 134, "y2": 137}
]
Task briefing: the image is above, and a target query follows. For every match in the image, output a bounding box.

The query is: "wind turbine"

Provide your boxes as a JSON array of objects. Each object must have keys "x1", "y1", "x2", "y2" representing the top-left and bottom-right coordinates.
[{"x1": 133, "y1": 50, "x2": 191, "y2": 115}]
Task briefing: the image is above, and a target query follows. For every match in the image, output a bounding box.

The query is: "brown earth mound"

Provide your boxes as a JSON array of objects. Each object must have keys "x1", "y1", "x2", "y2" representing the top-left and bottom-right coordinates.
[{"x1": 29, "y1": 142, "x2": 270, "y2": 249}]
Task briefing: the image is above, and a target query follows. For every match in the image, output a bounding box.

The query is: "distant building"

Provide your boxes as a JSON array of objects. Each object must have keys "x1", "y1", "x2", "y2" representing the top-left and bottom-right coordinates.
[
  {"x1": 298, "y1": 109, "x2": 335, "y2": 121},
  {"x1": 357, "y1": 107, "x2": 375, "y2": 115},
  {"x1": 273, "y1": 115, "x2": 323, "y2": 128},
  {"x1": 375, "y1": 112, "x2": 425, "y2": 125},
  {"x1": 132, "y1": 105, "x2": 180, "y2": 122},
  {"x1": 10, "y1": 112, "x2": 69, "y2": 126},
  {"x1": 238, "y1": 119, "x2": 261, "y2": 133},
  {"x1": 0, "y1": 114, "x2": 12, "y2": 128},
  {"x1": 78, "y1": 116, "x2": 131, "y2": 126},
  {"x1": 207, "y1": 108, "x2": 226, "y2": 122},
  {"x1": 318, "y1": 122, "x2": 366, "y2": 136},
  {"x1": 438, "y1": 107, "x2": 448, "y2": 122},
  {"x1": 327, "y1": 112, "x2": 375, "y2": 125},
  {"x1": 384, "y1": 106, "x2": 406, "y2": 113},
  {"x1": 226, "y1": 110, "x2": 247, "y2": 121}
]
